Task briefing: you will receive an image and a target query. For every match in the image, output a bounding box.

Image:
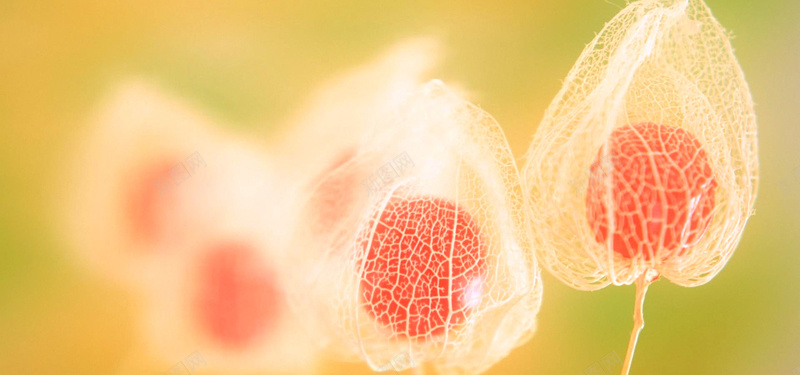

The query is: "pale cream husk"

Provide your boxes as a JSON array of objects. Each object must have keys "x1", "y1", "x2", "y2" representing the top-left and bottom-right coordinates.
[
  {"x1": 291, "y1": 81, "x2": 542, "y2": 375},
  {"x1": 523, "y1": 0, "x2": 758, "y2": 290}
]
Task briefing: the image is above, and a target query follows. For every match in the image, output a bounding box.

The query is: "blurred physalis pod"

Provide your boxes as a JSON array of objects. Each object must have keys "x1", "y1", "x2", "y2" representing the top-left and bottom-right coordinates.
[
  {"x1": 64, "y1": 81, "x2": 318, "y2": 372},
  {"x1": 59, "y1": 80, "x2": 282, "y2": 292},
  {"x1": 269, "y1": 37, "x2": 439, "y2": 237},
  {"x1": 289, "y1": 80, "x2": 542, "y2": 375},
  {"x1": 60, "y1": 80, "x2": 222, "y2": 288},
  {"x1": 142, "y1": 229, "x2": 317, "y2": 374}
]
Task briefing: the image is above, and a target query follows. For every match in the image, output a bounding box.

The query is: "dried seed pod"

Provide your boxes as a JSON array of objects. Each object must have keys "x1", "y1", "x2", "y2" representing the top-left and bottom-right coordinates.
[
  {"x1": 144, "y1": 231, "x2": 317, "y2": 374},
  {"x1": 63, "y1": 81, "x2": 317, "y2": 373},
  {"x1": 61, "y1": 81, "x2": 285, "y2": 285},
  {"x1": 271, "y1": 37, "x2": 438, "y2": 205},
  {"x1": 270, "y1": 38, "x2": 440, "y2": 267},
  {"x1": 522, "y1": 0, "x2": 758, "y2": 372},
  {"x1": 290, "y1": 81, "x2": 541, "y2": 375},
  {"x1": 136, "y1": 138, "x2": 318, "y2": 373},
  {"x1": 60, "y1": 81, "x2": 222, "y2": 287}
]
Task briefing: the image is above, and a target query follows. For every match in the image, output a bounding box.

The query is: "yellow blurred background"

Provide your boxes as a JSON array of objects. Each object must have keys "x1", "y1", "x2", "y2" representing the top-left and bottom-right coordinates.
[{"x1": 1, "y1": 0, "x2": 798, "y2": 374}]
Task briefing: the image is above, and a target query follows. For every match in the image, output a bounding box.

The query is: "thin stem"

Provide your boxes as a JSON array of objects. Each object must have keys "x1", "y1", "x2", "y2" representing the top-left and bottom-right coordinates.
[{"x1": 621, "y1": 272, "x2": 654, "y2": 375}]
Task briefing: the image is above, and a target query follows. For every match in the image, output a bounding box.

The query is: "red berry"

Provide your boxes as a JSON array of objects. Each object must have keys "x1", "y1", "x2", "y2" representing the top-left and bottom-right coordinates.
[
  {"x1": 194, "y1": 243, "x2": 282, "y2": 349},
  {"x1": 360, "y1": 196, "x2": 487, "y2": 338},
  {"x1": 308, "y1": 149, "x2": 360, "y2": 236},
  {"x1": 585, "y1": 123, "x2": 717, "y2": 260},
  {"x1": 125, "y1": 160, "x2": 177, "y2": 245}
]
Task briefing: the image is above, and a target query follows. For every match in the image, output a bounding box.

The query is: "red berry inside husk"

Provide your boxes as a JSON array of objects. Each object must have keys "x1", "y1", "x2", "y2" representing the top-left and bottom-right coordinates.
[
  {"x1": 585, "y1": 123, "x2": 717, "y2": 260},
  {"x1": 125, "y1": 159, "x2": 177, "y2": 245},
  {"x1": 308, "y1": 149, "x2": 359, "y2": 236},
  {"x1": 360, "y1": 196, "x2": 487, "y2": 339},
  {"x1": 194, "y1": 243, "x2": 282, "y2": 349}
]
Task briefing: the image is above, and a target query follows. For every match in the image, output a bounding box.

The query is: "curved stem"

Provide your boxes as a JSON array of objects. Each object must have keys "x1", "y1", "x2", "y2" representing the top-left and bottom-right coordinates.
[{"x1": 621, "y1": 272, "x2": 654, "y2": 375}]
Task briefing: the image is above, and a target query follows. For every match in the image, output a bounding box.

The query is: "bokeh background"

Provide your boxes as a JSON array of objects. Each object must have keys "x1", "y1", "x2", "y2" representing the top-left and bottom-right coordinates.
[{"x1": 1, "y1": 0, "x2": 798, "y2": 374}]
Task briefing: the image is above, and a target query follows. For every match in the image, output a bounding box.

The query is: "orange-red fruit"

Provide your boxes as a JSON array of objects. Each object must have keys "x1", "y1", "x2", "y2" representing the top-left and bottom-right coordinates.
[
  {"x1": 125, "y1": 160, "x2": 177, "y2": 245},
  {"x1": 360, "y1": 196, "x2": 486, "y2": 338},
  {"x1": 308, "y1": 149, "x2": 359, "y2": 236},
  {"x1": 194, "y1": 243, "x2": 282, "y2": 349},
  {"x1": 585, "y1": 123, "x2": 717, "y2": 260}
]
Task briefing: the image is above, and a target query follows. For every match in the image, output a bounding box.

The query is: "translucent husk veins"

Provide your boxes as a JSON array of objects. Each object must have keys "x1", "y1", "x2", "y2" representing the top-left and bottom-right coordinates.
[
  {"x1": 523, "y1": 0, "x2": 758, "y2": 372},
  {"x1": 285, "y1": 41, "x2": 543, "y2": 375}
]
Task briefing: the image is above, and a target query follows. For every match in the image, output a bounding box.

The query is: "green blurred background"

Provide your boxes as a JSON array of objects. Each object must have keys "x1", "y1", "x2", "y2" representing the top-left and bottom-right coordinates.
[{"x1": 1, "y1": 0, "x2": 798, "y2": 374}]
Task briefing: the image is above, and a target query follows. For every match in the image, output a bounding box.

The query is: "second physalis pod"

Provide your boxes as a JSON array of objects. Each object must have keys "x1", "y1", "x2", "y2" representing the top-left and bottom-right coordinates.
[{"x1": 289, "y1": 80, "x2": 542, "y2": 375}]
